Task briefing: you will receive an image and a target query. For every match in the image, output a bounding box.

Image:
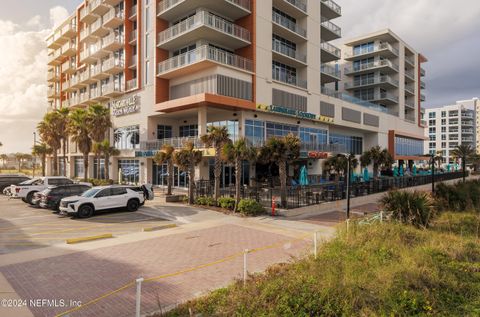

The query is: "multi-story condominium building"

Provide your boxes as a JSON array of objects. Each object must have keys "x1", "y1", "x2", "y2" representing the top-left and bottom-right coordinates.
[
  {"x1": 424, "y1": 101, "x2": 476, "y2": 163},
  {"x1": 45, "y1": 0, "x2": 427, "y2": 186}
]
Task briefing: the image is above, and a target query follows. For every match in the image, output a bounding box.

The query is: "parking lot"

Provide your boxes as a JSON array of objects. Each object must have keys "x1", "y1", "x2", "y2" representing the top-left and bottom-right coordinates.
[{"x1": 0, "y1": 195, "x2": 173, "y2": 254}]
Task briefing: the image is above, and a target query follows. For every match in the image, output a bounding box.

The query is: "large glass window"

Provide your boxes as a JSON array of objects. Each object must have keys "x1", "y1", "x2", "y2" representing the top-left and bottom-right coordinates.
[
  {"x1": 118, "y1": 159, "x2": 139, "y2": 184},
  {"x1": 272, "y1": 61, "x2": 298, "y2": 86},
  {"x1": 114, "y1": 125, "x2": 140, "y2": 150},
  {"x1": 208, "y1": 120, "x2": 239, "y2": 141},
  {"x1": 74, "y1": 157, "x2": 84, "y2": 178},
  {"x1": 395, "y1": 136, "x2": 424, "y2": 156},
  {"x1": 93, "y1": 159, "x2": 106, "y2": 179},
  {"x1": 299, "y1": 127, "x2": 328, "y2": 145},
  {"x1": 179, "y1": 125, "x2": 198, "y2": 137},
  {"x1": 428, "y1": 112, "x2": 436, "y2": 119},
  {"x1": 157, "y1": 125, "x2": 172, "y2": 139},
  {"x1": 353, "y1": 42, "x2": 374, "y2": 55},
  {"x1": 329, "y1": 134, "x2": 363, "y2": 155},
  {"x1": 245, "y1": 120, "x2": 265, "y2": 145},
  {"x1": 152, "y1": 163, "x2": 188, "y2": 188},
  {"x1": 266, "y1": 122, "x2": 298, "y2": 138}
]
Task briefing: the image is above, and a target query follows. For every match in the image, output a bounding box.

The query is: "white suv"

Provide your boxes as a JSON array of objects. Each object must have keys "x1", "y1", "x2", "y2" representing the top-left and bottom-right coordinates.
[
  {"x1": 59, "y1": 185, "x2": 153, "y2": 218},
  {"x1": 11, "y1": 177, "x2": 81, "y2": 205}
]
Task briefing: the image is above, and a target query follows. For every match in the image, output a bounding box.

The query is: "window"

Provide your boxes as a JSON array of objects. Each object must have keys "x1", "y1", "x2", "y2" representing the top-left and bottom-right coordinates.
[
  {"x1": 179, "y1": 125, "x2": 198, "y2": 137},
  {"x1": 74, "y1": 157, "x2": 84, "y2": 178},
  {"x1": 95, "y1": 189, "x2": 112, "y2": 198},
  {"x1": 145, "y1": 60, "x2": 150, "y2": 85},
  {"x1": 428, "y1": 120, "x2": 436, "y2": 126},
  {"x1": 429, "y1": 142, "x2": 435, "y2": 149},
  {"x1": 111, "y1": 187, "x2": 127, "y2": 195},
  {"x1": 394, "y1": 136, "x2": 424, "y2": 156},
  {"x1": 272, "y1": 34, "x2": 297, "y2": 58},
  {"x1": 152, "y1": 163, "x2": 188, "y2": 188},
  {"x1": 299, "y1": 127, "x2": 328, "y2": 146},
  {"x1": 266, "y1": 122, "x2": 298, "y2": 138},
  {"x1": 353, "y1": 42, "x2": 374, "y2": 55},
  {"x1": 428, "y1": 112, "x2": 436, "y2": 119},
  {"x1": 353, "y1": 57, "x2": 374, "y2": 71},
  {"x1": 441, "y1": 134, "x2": 446, "y2": 141},
  {"x1": 157, "y1": 125, "x2": 172, "y2": 139},
  {"x1": 93, "y1": 159, "x2": 106, "y2": 179},
  {"x1": 118, "y1": 160, "x2": 140, "y2": 184},
  {"x1": 49, "y1": 178, "x2": 74, "y2": 186},
  {"x1": 208, "y1": 120, "x2": 239, "y2": 142},
  {"x1": 429, "y1": 135, "x2": 436, "y2": 141},
  {"x1": 441, "y1": 142, "x2": 447, "y2": 148},
  {"x1": 441, "y1": 119, "x2": 447, "y2": 125},
  {"x1": 114, "y1": 125, "x2": 140, "y2": 150},
  {"x1": 145, "y1": 33, "x2": 150, "y2": 59},
  {"x1": 441, "y1": 111, "x2": 446, "y2": 118},
  {"x1": 245, "y1": 120, "x2": 265, "y2": 145},
  {"x1": 353, "y1": 88, "x2": 374, "y2": 101},
  {"x1": 145, "y1": 6, "x2": 151, "y2": 31},
  {"x1": 272, "y1": 61, "x2": 299, "y2": 86},
  {"x1": 329, "y1": 134, "x2": 363, "y2": 155},
  {"x1": 441, "y1": 127, "x2": 446, "y2": 133}
]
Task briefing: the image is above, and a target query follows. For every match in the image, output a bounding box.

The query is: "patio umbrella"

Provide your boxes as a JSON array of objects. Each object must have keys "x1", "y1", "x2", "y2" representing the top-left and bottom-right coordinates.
[
  {"x1": 399, "y1": 165, "x2": 404, "y2": 177},
  {"x1": 413, "y1": 165, "x2": 417, "y2": 176},
  {"x1": 299, "y1": 165, "x2": 309, "y2": 186},
  {"x1": 393, "y1": 166, "x2": 399, "y2": 177},
  {"x1": 363, "y1": 167, "x2": 370, "y2": 182},
  {"x1": 455, "y1": 163, "x2": 459, "y2": 171},
  {"x1": 446, "y1": 164, "x2": 451, "y2": 172}
]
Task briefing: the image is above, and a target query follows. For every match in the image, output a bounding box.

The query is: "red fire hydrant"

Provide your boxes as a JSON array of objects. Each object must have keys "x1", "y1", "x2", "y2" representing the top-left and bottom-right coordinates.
[{"x1": 271, "y1": 196, "x2": 276, "y2": 217}]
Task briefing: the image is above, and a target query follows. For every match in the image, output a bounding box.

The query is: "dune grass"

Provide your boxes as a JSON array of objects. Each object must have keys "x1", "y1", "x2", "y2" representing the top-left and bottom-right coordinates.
[{"x1": 165, "y1": 212, "x2": 480, "y2": 317}]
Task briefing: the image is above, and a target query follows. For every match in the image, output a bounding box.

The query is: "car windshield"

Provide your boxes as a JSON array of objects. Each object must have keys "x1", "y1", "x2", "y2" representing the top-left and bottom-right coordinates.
[
  {"x1": 81, "y1": 188, "x2": 102, "y2": 198},
  {"x1": 31, "y1": 179, "x2": 44, "y2": 185}
]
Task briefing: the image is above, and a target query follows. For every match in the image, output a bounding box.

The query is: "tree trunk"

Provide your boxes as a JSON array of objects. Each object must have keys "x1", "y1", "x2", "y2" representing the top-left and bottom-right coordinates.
[
  {"x1": 188, "y1": 165, "x2": 195, "y2": 205},
  {"x1": 63, "y1": 140, "x2": 67, "y2": 176},
  {"x1": 41, "y1": 154, "x2": 46, "y2": 176},
  {"x1": 105, "y1": 153, "x2": 110, "y2": 180},
  {"x1": 53, "y1": 150, "x2": 58, "y2": 176},
  {"x1": 234, "y1": 158, "x2": 242, "y2": 212},
  {"x1": 279, "y1": 160, "x2": 287, "y2": 208},
  {"x1": 96, "y1": 154, "x2": 101, "y2": 180},
  {"x1": 83, "y1": 152, "x2": 89, "y2": 182},
  {"x1": 167, "y1": 160, "x2": 173, "y2": 195},
  {"x1": 214, "y1": 146, "x2": 222, "y2": 201}
]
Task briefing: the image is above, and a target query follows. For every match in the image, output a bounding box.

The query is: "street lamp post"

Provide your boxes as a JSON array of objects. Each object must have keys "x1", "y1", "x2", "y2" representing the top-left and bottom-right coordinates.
[
  {"x1": 33, "y1": 132, "x2": 37, "y2": 178},
  {"x1": 338, "y1": 153, "x2": 352, "y2": 219},
  {"x1": 431, "y1": 153, "x2": 435, "y2": 193}
]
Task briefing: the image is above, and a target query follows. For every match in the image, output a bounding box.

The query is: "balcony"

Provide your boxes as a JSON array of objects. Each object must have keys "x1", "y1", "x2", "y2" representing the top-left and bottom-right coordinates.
[
  {"x1": 102, "y1": 83, "x2": 124, "y2": 97},
  {"x1": 47, "y1": 71, "x2": 60, "y2": 82},
  {"x1": 129, "y1": 30, "x2": 137, "y2": 44},
  {"x1": 405, "y1": 84, "x2": 415, "y2": 96},
  {"x1": 272, "y1": 11, "x2": 307, "y2": 41},
  {"x1": 157, "y1": 45, "x2": 253, "y2": 79},
  {"x1": 80, "y1": 48, "x2": 98, "y2": 64},
  {"x1": 449, "y1": 129, "x2": 459, "y2": 133},
  {"x1": 321, "y1": 0, "x2": 341, "y2": 19},
  {"x1": 102, "y1": 57, "x2": 125, "y2": 74},
  {"x1": 61, "y1": 41, "x2": 77, "y2": 57},
  {"x1": 421, "y1": 120, "x2": 427, "y2": 126},
  {"x1": 461, "y1": 112, "x2": 474, "y2": 119},
  {"x1": 420, "y1": 80, "x2": 426, "y2": 90},
  {"x1": 420, "y1": 93, "x2": 426, "y2": 102},
  {"x1": 90, "y1": 87, "x2": 109, "y2": 102},
  {"x1": 129, "y1": 4, "x2": 137, "y2": 20},
  {"x1": 344, "y1": 75, "x2": 399, "y2": 90},
  {"x1": 104, "y1": 0, "x2": 123, "y2": 5},
  {"x1": 344, "y1": 42, "x2": 399, "y2": 61},
  {"x1": 79, "y1": 5, "x2": 96, "y2": 24},
  {"x1": 344, "y1": 59, "x2": 398, "y2": 75},
  {"x1": 272, "y1": 71, "x2": 307, "y2": 89},
  {"x1": 79, "y1": 69, "x2": 95, "y2": 84},
  {"x1": 102, "y1": 32, "x2": 124, "y2": 52},
  {"x1": 91, "y1": 41, "x2": 109, "y2": 59},
  {"x1": 272, "y1": 0, "x2": 307, "y2": 18},
  {"x1": 68, "y1": 76, "x2": 84, "y2": 91},
  {"x1": 140, "y1": 137, "x2": 204, "y2": 151},
  {"x1": 462, "y1": 129, "x2": 474, "y2": 134},
  {"x1": 91, "y1": 63, "x2": 109, "y2": 80},
  {"x1": 320, "y1": 17, "x2": 341, "y2": 41},
  {"x1": 320, "y1": 42, "x2": 341, "y2": 63},
  {"x1": 90, "y1": 18, "x2": 109, "y2": 37},
  {"x1": 60, "y1": 22, "x2": 77, "y2": 40},
  {"x1": 129, "y1": 55, "x2": 137, "y2": 69},
  {"x1": 405, "y1": 55, "x2": 415, "y2": 67},
  {"x1": 320, "y1": 64, "x2": 341, "y2": 84},
  {"x1": 61, "y1": 60, "x2": 76, "y2": 74},
  {"x1": 420, "y1": 67, "x2": 426, "y2": 77},
  {"x1": 405, "y1": 114, "x2": 416, "y2": 124},
  {"x1": 461, "y1": 121, "x2": 474, "y2": 126},
  {"x1": 157, "y1": 0, "x2": 251, "y2": 21},
  {"x1": 272, "y1": 40, "x2": 306, "y2": 67},
  {"x1": 48, "y1": 49, "x2": 63, "y2": 66},
  {"x1": 370, "y1": 92, "x2": 399, "y2": 105},
  {"x1": 47, "y1": 87, "x2": 60, "y2": 99},
  {"x1": 103, "y1": 7, "x2": 124, "y2": 28},
  {"x1": 89, "y1": 0, "x2": 110, "y2": 16},
  {"x1": 157, "y1": 11, "x2": 251, "y2": 50},
  {"x1": 126, "y1": 78, "x2": 138, "y2": 91},
  {"x1": 462, "y1": 137, "x2": 474, "y2": 142},
  {"x1": 405, "y1": 69, "x2": 415, "y2": 81},
  {"x1": 404, "y1": 103, "x2": 415, "y2": 110}
]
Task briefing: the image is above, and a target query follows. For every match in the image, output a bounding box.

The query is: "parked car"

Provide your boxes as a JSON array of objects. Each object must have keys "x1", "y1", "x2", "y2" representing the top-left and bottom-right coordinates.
[
  {"x1": 59, "y1": 185, "x2": 154, "y2": 218},
  {"x1": 0, "y1": 175, "x2": 31, "y2": 193},
  {"x1": 10, "y1": 177, "x2": 91, "y2": 205},
  {"x1": 39, "y1": 184, "x2": 92, "y2": 211}
]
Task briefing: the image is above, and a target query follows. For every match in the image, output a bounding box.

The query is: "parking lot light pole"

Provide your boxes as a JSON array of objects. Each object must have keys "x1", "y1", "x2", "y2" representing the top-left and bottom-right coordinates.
[
  {"x1": 431, "y1": 153, "x2": 435, "y2": 193},
  {"x1": 33, "y1": 132, "x2": 37, "y2": 178},
  {"x1": 338, "y1": 153, "x2": 351, "y2": 219}
]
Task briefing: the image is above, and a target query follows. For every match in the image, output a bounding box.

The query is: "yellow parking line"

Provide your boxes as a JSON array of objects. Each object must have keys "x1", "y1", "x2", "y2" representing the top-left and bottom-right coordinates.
[{"x1": 66, "y1": 234, "x2": 113, "y2": 244}]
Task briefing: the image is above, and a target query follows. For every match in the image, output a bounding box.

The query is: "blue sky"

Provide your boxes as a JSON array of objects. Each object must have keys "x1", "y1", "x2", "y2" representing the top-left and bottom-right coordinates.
[{"x1": 0, "y1": 0, "x2": 479, "y2": 153}]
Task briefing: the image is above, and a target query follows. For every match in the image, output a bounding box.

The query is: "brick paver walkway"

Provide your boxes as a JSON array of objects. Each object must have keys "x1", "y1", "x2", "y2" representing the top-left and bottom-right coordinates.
[{"x1": 0, "y1": 224, "x2": 310, "y2": 317}]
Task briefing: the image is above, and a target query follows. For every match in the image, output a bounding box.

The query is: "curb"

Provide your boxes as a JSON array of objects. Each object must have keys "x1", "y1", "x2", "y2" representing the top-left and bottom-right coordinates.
[
  {"x1": 143, "y1": 223, "x2": 177, "y2": 232},
  {"x1": 66, "y1": 233, "x2": 114, "y2": 244}
]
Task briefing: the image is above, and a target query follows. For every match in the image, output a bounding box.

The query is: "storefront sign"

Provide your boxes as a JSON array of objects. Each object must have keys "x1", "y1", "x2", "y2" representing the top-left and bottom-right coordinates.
[
  {"x1": 111, "y1": 95, "x2": 140, "y2": 117},
  {"x1": 256, "y1": 104, "x2": 334, "y2": 123},
  {"x1": 135, "y1": 150, "x2": 158, "y2": 158},
  {"x1": 307, "y1": 152, "x2": 330, "y2": 159}
]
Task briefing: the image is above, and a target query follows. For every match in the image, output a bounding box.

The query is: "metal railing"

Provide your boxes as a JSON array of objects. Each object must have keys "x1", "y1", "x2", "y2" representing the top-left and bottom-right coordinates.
[
  {"x1": 272, "y1": 71, "x2": 308, "y2": 88},
  {"x1": 320, "y1": 17, "x2": 341, "y2": 37},
  {"x1": 321, "y1": 0, "x2": 341, "y2": 15},
  {"x1": 102, "y1": 57, "x2": 124, "y2": 73},
  {"x1": 129, "y1": 30, "x2": 137, "y2": 43},
  {"x1": 157, "y1": 45, "x2": 253, "y2": 75},
  {"x1": 344, "y1": 75, "x2": 398, "y2": 89},
  {"x1": 405, "y1": 69, "x2": 415, "y2": 79},
  {"x1": 157, "y1": 10, "x2": 251, "y2": 44},
  {"x1": 272, "y1": 41, "x2": 306, "y2": 63},
  {"x1": 320, "y1": 42, "x2": 341, "y2": 58},
  {"x1": 285, "y1": 0, "x2": 307, "y2": 12},
  {"x1": 158, "y1": 0, "x2": 251, "y2": 15},
  {"x1": 405, "y1": 84, "x2": 415, "y2": 94},
  {"x1": 344, "y1": 59, "x2": 398, "y2": 74},
  {"x1": 140, "y1": 137, "x2": 203, "y2": 151},
  {"x1": 130, "y1": 5, "x2": 137, "y2": 18},
  {"x1": 420, "y1": 68, "x2": 426, "y2": 76},
  {"x1": 345, "y1": 42, "x2": 399, "y2": 58},
  {"x1": 405, "y1": 103, "x2": 415, "y2": 110},
  {"x1": 321, "y1": 64, "x2": 341, "y2": 79},
  {"x1": 405, "y1": 55, "x2": 415, "y2": 65},
  {"x1": 272, "y1": 11, "x2": 307, "y2": 38},
  {"x1": 127, "y1": 78, "x2": 138, "y2": 91}
]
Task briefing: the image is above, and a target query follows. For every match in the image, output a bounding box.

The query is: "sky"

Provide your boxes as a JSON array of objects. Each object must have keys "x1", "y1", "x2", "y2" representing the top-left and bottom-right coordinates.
[{"x1": 0, "y1": 0, "x2": 479, "y2": 153}]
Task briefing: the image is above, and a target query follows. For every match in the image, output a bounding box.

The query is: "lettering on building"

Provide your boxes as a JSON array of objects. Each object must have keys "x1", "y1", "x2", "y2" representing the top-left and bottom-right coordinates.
[
  {"x1": 111, "y1": 95, "x2": 140, "y2": 117},
  {"x1": 256, "y1": 104, "x2": 334, "y2": 123}
]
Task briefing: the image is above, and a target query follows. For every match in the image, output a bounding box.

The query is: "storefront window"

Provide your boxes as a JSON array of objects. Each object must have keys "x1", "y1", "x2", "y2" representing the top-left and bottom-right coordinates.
[
  {"x1": 209, "y1": 160, "x2": 249, "y2": 188},
  {"x1": 208, "y1": 120, "x2": 239, "y2": 141},
  {"x1": 395, "y1": 136, "x2": 424, "y2": 156},
  {"x1": 114, "y1": 125, "x2": 140, "y2": 150},
  {"x1": 245, "y1": 120, "x2": 265, "y2": 145},
  {"x1": 329, "y1": 134, "x2": 363, "y2": 155},
  {"x1": 299, "y1": 127, "x2": 328, "y2": 145},
  {"x1": 118, "y1": 159, "x2": 139, "y2": 184},
  {"x1": 74, "y1": 157, "x2": 84, "y2": 178},
  {"x1": 266, "y1": 122, "x2": 298, "y2": 138},
  {"x1": 152, "y1": 163, "x2": 188, "y2": 188},
  {"x1": 93, "y1": 159, "x2": 106, "y2": 179},
  {"x1": 157, "y1": 125, "x2": 172, "y2": 139},
  {"x1": 179, "y1": 125, "x2": 198, "y2": 137}
]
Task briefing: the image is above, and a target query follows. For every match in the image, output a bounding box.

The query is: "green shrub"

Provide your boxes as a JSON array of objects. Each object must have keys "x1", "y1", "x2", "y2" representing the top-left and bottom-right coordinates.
[
  {"x1": 217, "y1": 197, "x2": 236, "y2": 210},
  {"x1": 237, "y1": 199, "x2": 265, "y2": 216},
  {"x1": 83, "y1": 178, "x2": 115, "y2": 186},
  {"x1": 380, "y1": 190, "x2": 435, "y2": 228},
  {"x1": 435, "y1": 180, "x2": 480, "y2": 212},
  {"x1": 195, "y1": 196, "x2": 216, "y2": 207}
]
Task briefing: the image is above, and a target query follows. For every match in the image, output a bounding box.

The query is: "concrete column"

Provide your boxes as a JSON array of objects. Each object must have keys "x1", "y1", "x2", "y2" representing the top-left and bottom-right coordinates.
[
  {"x1": 238, "y1": 111, "x2": 246, "y2": 138},
  {"x1": 88, "y1": 155, "x2": 95, "y2": 179},
  {"x1": 139, "y1": 158, "x2": 147, "y2": 184},
  {"x1": 68, "y1": 156, "x2": 75, "y2": 178},
  {"x1": 198, "y1": 106, "x2": 208, "y2": 136}
]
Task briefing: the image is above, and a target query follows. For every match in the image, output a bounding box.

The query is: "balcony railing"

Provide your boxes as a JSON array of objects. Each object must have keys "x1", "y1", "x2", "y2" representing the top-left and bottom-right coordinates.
[
  {"x1": 272, "y1": 40, "x2": 306, "y2": 63},
  {"x1": 405, "y1": 84, "x2": 415, "y2": 94},
  {"x1": 320, "y1": 17, "x2": 341, "y2": 37},
  {"x1": 344, "y1": 59, "x2": 398, "y2": 74},
  {"x1": 320, "y1": 42, "x2": 341, "y2": 59},
  {"x1": 129, "y1": 30, "x2": 137, "y2": 43},
  {"x1": 321, "y1": 0, "x2": 341, "y2": 15},
  {"x1": 285, "y1": 0, "x2": 307, "y2": 13},
  {"x1": 140, "y1": 137, "x2": 203, "y2": 151},
  {"x1": 345, "y1": 42, "x2": 399, "y2": 58},
  {"x1": 103, "y1": 7, "x2": 124, "y2": 24},
  {"x1": 405, "y1": 115, "x2": 416, "y2": 123},
  {"x1": 157, "y1": 45, "x2": 253, "y2": 75},
  {"x1": 130, "y1": 5, "x2": 137, "y2": 19},
  {"x1": 272, "y1": 71, "x2": 307, "y2": 89},
  {"x1": 272, "y1": 11, "x2": 307, "y2": 38},
  {"x1": 462, "y1": 129, "x2": 474, "y2": 134},
  {"x1": 127, "y1": 78, "x2": 138, "y2": 91},
  {"x1": 79, "y1": 69, "x2": 91, "y2": 82},
  {"x1": 405, "y1": 69, "x2": 415, "y2": 79},
  {"x1": 102, "y1": 32, "x2": 124, "y2": 49},
  {"x1": 461, "y1": 121, "x2": 474, "y2": 126},
  {"x1": 405, "y1": 55, "x2": 415, "y2": 66},
  {"x1": 344, "y1": 75, "x2": 398, "y2": 89},
  {"x1": 103, "y1": 82, "x2": 124, "y2": 95},
  {"x1": 157, "y1": 0, "x2": 251, "y2": 16},
  {"x1": 461, "y1": 112, "x2": 474, "y2": 119},
  {"x1": 157, "y1": 10, "x2": 251, "y2": 45},
  {"x1": 321, "y1": 64, "x2": 341, "y2": 78},
  {"x1": 462, "y1": 138, "x2": 474, "y2": 142},
  {"x1": 420, "y1": 68, "x2": 426, "y2": 77},
  {"x1": 47, "y1": 72, "x2": 60, "y2": 81},
  {"x1": 102, "y1": 57, "x2": 125, "y2": 72}
]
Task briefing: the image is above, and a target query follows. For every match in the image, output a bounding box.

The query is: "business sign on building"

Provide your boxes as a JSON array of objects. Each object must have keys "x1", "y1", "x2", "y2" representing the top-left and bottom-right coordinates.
[
  {"x1": 135, "y1": 150, "x2": 159, "y2": 158},
  {"x1": 256, "y1": 104, "x2": 334, "y2": 123},
  {"x1": 111, "y1": 95, "x2": 140, "y2": 117}
]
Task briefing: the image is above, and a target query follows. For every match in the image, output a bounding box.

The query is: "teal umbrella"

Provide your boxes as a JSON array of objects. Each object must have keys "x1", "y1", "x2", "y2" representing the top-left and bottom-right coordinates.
[
  {"x1": 399, "y1": 165, "x2": 404, "y2": 177},
  {"x1": 363, "y1": 167, "x2": 370, "y2": 182},
  {"x1": 299, "y1": 165, "x2": 309, "y2": 186},
  {"x1": 455, "y1": 163, "x2": 459, "y2": 171},
  {"x1": 446, "y1": 164, "x2": 451, "y2": 172},
  {"x1": 413, "y1": 165, "x2": 417, "y2": 176},
  {"x1": 393, "y1": 166, "x2": 399, "y2": 177}
]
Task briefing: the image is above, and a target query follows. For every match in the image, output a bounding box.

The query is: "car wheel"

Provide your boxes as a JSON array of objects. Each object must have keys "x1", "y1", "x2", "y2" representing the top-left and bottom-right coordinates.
[
  {"x1": 26, "y1": 192, "x2": 37, "y2": 205},
  {"x1": 78, "y1": 205, "x2": 94, "y2": 218},
  {"x1": 127, "y1": 199, "x2": 139, "y2": 212}
]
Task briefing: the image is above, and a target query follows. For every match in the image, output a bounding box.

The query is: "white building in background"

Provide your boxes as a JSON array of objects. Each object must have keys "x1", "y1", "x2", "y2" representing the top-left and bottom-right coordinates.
[{"x1": 424, "y1": 99, "x2": 477, "y2": 163}]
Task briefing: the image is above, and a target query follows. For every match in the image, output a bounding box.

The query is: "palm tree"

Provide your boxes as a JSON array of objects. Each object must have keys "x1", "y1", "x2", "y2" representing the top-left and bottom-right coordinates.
[
  {"x1": 57, "y1": 107, "x2": 70, "y2": 176},
  {"x1": 0, "y1": 154, "x2": 7, "y2": 169},
  {"x1": 92, "y1": 142, "x2": 103, "y2": 179},
  {"x1": 360, "y1": 146, "x2": 393, "y2": 179},
  {"x1": 259, "y1": 133, "x2": 300, "y2": 208},
  {"x1": 153, "y1": 144, "x2": 175, "y2": 195},
  {"x1": 100, "y1": 140, "x2": 119, "y2": 180},
  {"x1": 68, "y1": 108, "x2": 92, "y2": 181},
  {"x1": 37, "y1": 111, "x2": 63, "y2": 176},
  {"x1": 200, "y1": 126, "x2": 231, "y2": 201},
  {"x1": 32, "y1": 144, "x2": 52, "y2": 177},
  {"x1": 14, "y1": 153, "x2": 24, "y2": 172},
  {"x1": 451, "y1": 144, "x2": 475, "y2": 182},
  {"x1": 222, "y1": 138, "x2": 257, "y2": 212},
  {"x1": 87, "y1": 104, "x2": 112, "y2": 180},
  {"x1": 173, "y1": 142, "x2": 203, "y2": 205},
  {"x1": 325, "y1": 154, "x2": 359, "y2": 183}
]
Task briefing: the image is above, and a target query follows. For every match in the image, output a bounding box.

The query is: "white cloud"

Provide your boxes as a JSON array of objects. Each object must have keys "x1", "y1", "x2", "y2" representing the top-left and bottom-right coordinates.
[
  {"x1": 49, "y1": 6, "x2": 69, "y2": 29},
  {"x1": 0, "y1": 7, "x2": 68, "y2": 154}
]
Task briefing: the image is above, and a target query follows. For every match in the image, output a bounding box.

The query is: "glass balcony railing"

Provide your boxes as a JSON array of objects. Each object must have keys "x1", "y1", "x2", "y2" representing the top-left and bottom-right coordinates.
[
  {"x1": 157, "y1": 10, "x2": 251, "y2": 44},
  {"x1": 320, "y1": 17, "x2": 341, "y2": 37},
  {"x1": 405, "y1": 55, "x2": 415, "y2": 66},
  {"x1": 157, "y1": 45, "x2": 253, "y2": 75},
  {"x1": 345, "y1": 42, "x2": 399, "y2": 58},
  {"x1": 140, "y1": 137, "x2": 204, "y2": 150},
  {"x1": 405, "y1": 69, "x2": 415, "y2": 79},
  {"x1": 272, "y1": 40, "x2": 306, "y2": 63},
  {"x1": 320, "y1": 42, "x2": 341, "y2": 58},
  {"x1": 285, "y1": 0, "x2": 307, "y2": 13},
  {"x1": 344, "y1": 59, "x2": 398, "y2": 74},
  {"x1": 344, "y1": 75, "x2": 398, "y2": 89},
  {"x1": 127, "y1": 78, "x2": 138, "y2": 91},
  {"x1": 272, "y1": 11, "x2": 307, "y2": 38},
  {"x1": 272, "y1": 71, "x2": 307, "y2": 88},
  {"x1": 321, "y1": 0, "x2": 341, "y2": 15},
  {"x1": 321, "y1": 64, "x2": 341, "y2": 79}
]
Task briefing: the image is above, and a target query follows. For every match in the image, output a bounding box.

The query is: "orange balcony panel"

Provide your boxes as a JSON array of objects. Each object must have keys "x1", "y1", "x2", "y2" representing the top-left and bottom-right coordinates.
[{"x1": 155, "y1": 93, "x2": 255, "y2": 113}]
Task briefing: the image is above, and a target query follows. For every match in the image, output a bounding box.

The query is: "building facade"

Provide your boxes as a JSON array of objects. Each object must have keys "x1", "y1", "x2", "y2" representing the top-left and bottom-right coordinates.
[
  {"x1": 424, "y1": 99, "x2": 477, "y2": 163},
  {"x1": 45, "y1": 0, "x2": 427, "y2": 186}
]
